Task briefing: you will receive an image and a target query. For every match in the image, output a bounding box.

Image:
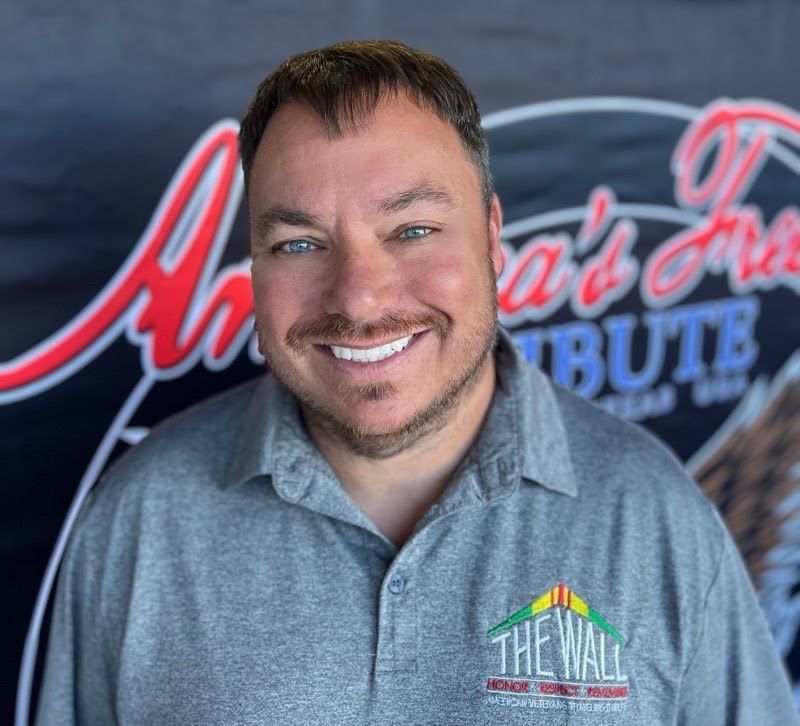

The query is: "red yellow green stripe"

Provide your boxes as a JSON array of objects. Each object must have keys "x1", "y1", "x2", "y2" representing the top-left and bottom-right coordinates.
[{"x1": 487, "y1": 582, "x2": 625, "y2": 645}]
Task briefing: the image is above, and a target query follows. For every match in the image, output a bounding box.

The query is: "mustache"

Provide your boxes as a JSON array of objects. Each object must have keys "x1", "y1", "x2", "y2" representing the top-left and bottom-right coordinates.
[{"x1": 285, "y1": 310, "x2": 451, "y2": 351}]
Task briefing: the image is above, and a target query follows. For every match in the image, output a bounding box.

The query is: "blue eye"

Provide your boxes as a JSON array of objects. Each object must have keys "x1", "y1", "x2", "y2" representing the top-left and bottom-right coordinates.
[
  {"x1": 400, "y1": 226, "x2": 432, "y2": 239},
  {"x1": 279, "y1": 239, "x2": 318, "y2": 254}
]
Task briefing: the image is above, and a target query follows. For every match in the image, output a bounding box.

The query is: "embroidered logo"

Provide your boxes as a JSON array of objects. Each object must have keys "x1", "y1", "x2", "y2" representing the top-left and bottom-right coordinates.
[{"x1": 485, "y1": 582, "x2": 629, "y2": 714}]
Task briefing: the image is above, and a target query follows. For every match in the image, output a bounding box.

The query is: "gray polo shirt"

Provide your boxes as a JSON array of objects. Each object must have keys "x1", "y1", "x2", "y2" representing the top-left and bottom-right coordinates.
[{"x1": 36, "y1": 328, "x2": 798, "y2": 725}]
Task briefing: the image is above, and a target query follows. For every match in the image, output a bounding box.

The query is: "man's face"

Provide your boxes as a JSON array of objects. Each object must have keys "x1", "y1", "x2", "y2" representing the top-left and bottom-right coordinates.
[{"x1": 248, "y1": 95, "x2": 503, "y2": 457}]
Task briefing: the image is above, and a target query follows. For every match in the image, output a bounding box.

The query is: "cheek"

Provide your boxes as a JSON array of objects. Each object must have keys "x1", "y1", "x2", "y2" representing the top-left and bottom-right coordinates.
[
  {"x1": 408, "y1": 249, "x2": 483, "y2": 307},
  {"x1": 251, "y1": 264, "x2": 318, "y2": 334}
]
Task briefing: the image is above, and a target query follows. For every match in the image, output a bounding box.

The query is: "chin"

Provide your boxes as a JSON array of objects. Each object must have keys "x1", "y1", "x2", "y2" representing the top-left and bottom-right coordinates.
[
  {"x1": 331, "y1": 399, "x2": 421, "y2": 435},
  {"x1": 304, "y1": 389, "x2": 454, "y2": 459}
]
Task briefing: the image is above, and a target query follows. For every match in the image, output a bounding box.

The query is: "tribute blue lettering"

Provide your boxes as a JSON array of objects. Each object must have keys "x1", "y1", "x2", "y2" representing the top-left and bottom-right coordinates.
[
  {"x1": 549, "y1": 322, "x2": 604, "y2": 397},
  {"x1": 669, "y1": 304, "x2": 718, "y2": 384},
  {"x1": 713, "y1": 295, "x2": 760, "y2": 375},
  {"x1": 603, "y1": 312, "x2": 668, "y2": 393}
]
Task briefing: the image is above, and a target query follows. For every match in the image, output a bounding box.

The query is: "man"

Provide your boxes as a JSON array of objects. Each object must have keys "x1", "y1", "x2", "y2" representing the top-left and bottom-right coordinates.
[{"x1": 36, "y1": 40, "x2": 797, "y2": 724}]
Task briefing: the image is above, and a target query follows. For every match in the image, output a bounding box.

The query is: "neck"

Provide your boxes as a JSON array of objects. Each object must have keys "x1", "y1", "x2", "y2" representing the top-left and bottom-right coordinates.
[{"x1": 303, "y1": 354, "x2": 497, "y2": 547}]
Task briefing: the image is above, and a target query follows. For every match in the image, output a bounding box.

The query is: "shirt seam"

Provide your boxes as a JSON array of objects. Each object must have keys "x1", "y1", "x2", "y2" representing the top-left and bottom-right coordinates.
[{"x1": 678, "y1": 521, "x2": 726, "y2": 682}]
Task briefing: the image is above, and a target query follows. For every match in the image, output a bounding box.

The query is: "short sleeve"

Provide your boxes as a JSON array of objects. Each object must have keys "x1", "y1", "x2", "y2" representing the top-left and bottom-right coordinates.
[
  {"x1": 677, "y1": 527, "x2": 799, "y2": 724},
  {"x1": 35, "y1": 499, "x2": 118, "y2": 726}
]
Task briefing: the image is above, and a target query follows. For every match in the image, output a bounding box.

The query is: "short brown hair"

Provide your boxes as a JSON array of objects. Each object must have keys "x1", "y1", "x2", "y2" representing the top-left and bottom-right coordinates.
[{"x1": 239, "y1": 40, "x2": 493, "y2": 211}]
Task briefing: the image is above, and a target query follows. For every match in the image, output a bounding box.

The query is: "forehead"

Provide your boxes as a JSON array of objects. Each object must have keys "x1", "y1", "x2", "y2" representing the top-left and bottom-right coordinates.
[{"x1": 247, "y1": 96, "x2": 480, "y2": 211}]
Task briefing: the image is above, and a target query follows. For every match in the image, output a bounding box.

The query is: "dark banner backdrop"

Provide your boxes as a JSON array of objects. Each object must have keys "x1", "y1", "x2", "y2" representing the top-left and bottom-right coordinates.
[{"x1": 3, "y1": 1, "x2": 800, "y2": 721}]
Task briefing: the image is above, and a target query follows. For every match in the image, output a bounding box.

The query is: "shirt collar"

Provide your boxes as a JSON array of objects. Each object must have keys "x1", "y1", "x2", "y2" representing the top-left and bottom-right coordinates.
[
  {"x1": 222, "y1": 374, "x2": 319, "y2": 501},
  {"x1": 222, "y1": 375, "x2": 279, "y2": 492},
  {"x1": 223, "y1": 325, "x2": 578, "y2": 500},
  {"x1": 492, "y1": 326, "x2": 578, "y2": 498}
]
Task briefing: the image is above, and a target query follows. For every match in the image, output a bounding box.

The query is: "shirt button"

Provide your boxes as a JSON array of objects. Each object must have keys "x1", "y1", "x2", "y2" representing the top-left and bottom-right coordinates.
[{"x1": 387, "y1": 573, "x2": 406, "y2": 594}]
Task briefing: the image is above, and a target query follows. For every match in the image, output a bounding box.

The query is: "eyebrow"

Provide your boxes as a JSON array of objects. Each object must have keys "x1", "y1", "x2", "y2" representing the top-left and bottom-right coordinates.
[
  {"x1": 254, "y1": 207, "x2": 324, "y2": 240},
  {"x1": 253, "y1": 183, "x2": 457, "y2": 240},
  {"x1": 374, "y1": 183, "x2": 457, "y2": 215}
]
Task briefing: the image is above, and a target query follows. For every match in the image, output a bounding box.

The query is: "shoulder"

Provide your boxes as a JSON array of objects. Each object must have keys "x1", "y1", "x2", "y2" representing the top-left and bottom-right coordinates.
[
  {"x1": 52, "y1": 376, "x2": 280, "y2": 642},
  {"x1": 553, "y1": 380, "x2": 698, "y2": 495},
  {"x1": 73, "y1": 376, "x2": 268, "y2": 546},
  {"x1": 550, "y1": 375, "x2": 710, "y2": 506},
  {"x1": 530, "y1": 366, "x2": 727, "y2": 569}
]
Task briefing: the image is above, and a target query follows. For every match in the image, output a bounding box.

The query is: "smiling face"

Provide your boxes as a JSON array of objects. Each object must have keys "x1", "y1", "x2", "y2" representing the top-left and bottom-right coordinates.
[{"x1": 248, "y1": 95, "x2": 503, "y2": 457}]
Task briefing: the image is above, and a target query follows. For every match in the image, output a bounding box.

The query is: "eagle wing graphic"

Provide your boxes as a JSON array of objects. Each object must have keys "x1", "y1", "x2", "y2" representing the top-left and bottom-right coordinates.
[{"x1": 688, "y1": 352, "x2": 800, "y2": 589}]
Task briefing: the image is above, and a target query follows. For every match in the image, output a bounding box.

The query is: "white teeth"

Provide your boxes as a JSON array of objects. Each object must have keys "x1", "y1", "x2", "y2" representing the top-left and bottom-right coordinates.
[{"x1": 329, "y1": 334, "x2": 413, "y2": 363}]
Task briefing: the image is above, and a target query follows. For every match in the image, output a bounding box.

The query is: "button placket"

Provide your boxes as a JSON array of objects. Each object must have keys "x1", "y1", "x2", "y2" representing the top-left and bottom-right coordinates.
[
  {"x1": 375, "y1": 554, "x2": 418, "y2": 675},
  {"x1": 387, "y1": 572, "x2": 406, "y2": 594}
]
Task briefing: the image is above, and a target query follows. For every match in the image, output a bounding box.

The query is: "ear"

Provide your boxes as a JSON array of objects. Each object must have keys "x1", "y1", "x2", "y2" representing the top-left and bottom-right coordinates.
[
  {"x1": 254, "y1": 324, "x2": 265, "y2": 358},
  {"x1": 487, "y1": 193, "x2": 504, "y2": 279}
]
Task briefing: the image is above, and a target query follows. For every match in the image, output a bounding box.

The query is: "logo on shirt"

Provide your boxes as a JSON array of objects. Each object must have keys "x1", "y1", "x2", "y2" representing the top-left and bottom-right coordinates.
[{"x1": 485, "y1": 582, "x2": 629, "y2": 714}]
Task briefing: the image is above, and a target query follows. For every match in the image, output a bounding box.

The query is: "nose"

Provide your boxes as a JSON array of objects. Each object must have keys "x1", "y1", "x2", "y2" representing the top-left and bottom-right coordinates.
[{"x1": 321, "y1": 242, "x2": 400, "y2": 322}]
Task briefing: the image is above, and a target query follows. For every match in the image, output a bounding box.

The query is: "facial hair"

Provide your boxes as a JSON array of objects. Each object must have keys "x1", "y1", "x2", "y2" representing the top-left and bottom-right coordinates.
[{"x1": 261, "y1": 246, "x2": 499, "y2": 459}]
